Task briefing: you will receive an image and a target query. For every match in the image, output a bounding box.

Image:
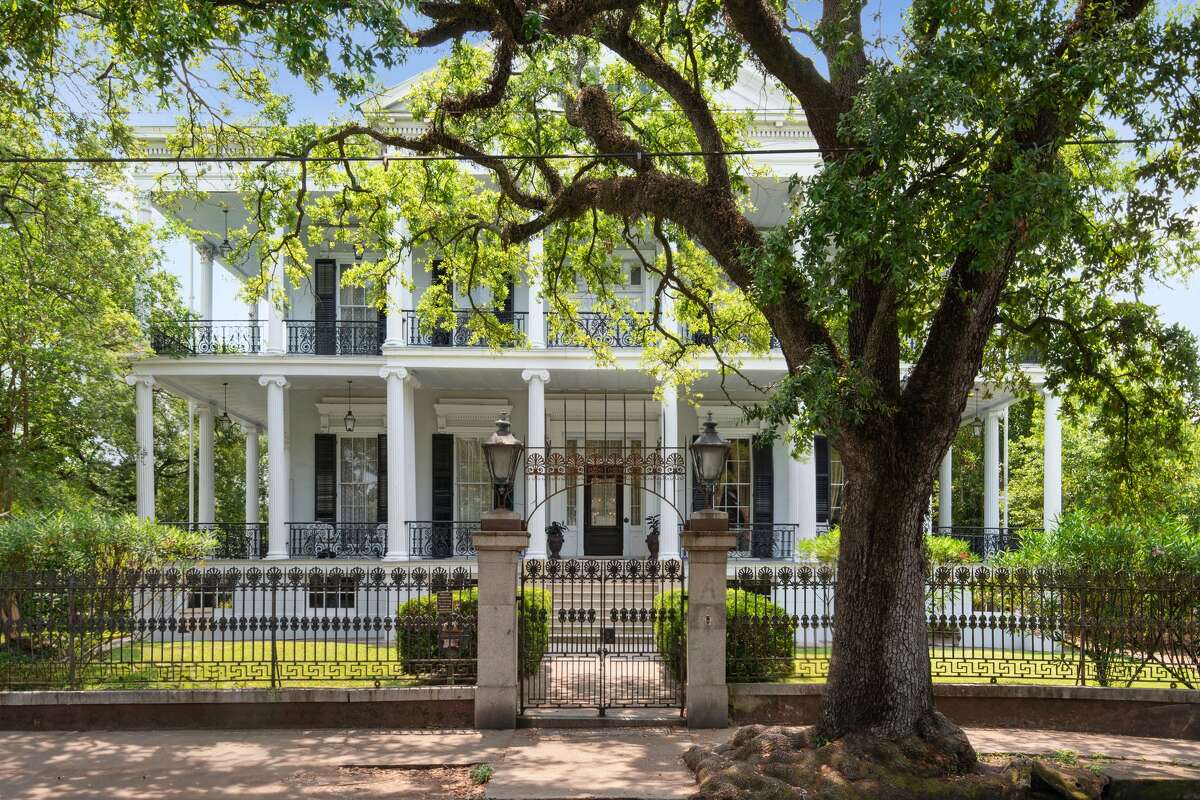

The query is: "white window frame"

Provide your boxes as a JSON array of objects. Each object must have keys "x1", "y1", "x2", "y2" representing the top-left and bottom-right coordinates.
[
  {"x1": 454, "y1": 435, "x2": 492, "y2": 523},
  {"x1": 337, "y1": 261, "x2": 374, "y2": 323},
  {"x1": 336, "y1": 433, "x2": 379, "y2": 524}
]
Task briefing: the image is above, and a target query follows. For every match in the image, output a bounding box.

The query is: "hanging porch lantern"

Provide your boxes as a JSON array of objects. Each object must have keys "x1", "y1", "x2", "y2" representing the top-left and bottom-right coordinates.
[
  {"x1": 344, "y1": 380, "x2": 356, "y2": 432},
  {"x1": 482, "y1": 416, "x2": 524, "y2": 511},
  {"x1": 690, "y1": 412, "x2": 730, "y2": 510}
]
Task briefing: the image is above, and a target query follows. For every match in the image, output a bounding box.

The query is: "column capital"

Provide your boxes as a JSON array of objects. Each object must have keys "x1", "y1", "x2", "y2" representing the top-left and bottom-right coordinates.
[
  {"x1": 379, "y1": 366, "x2": 410, "y2": 382},
  {"x1": 258, "y1": 375, "x2": 289, "y2": 390},
  {"x1": 125, "y1": 374, "x2": 156, "y2": 388},
  {"x1": 240, "y1": 421, "x2": 262, "y2": 436},
  {"x1": 196, "y1": 241, "x2": 218, "y2": 261},
  {"x1": 521, "y1": 369, "x2": 550, "y2": 384}
]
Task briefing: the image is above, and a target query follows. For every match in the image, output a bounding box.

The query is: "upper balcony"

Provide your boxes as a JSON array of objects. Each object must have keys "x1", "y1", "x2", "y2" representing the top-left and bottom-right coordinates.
[{"x1": 147, "y1": 311, "x2": 784, "y2": 357}]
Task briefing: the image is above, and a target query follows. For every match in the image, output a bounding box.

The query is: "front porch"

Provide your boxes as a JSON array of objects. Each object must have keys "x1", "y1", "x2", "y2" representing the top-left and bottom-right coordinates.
[{"x1": 127, "y1": 361, "x2": 1064, "y2": 563}]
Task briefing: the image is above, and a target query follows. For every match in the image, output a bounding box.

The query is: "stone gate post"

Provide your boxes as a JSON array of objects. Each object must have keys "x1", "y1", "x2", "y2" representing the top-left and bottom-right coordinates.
[
  {"x1": 473, "y1": 511, "x2": 528, "y2": 729},
  {"x1": 682, "y1": 509, "x2": 735, "y2": 729}
]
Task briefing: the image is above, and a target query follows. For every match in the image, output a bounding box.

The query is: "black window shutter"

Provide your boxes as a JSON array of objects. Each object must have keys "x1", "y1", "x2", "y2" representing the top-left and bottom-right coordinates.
[
  {"x1": 815, "y1": 435, "x2": 831, "y2": 524},
  {"x1": 430, "y1": 259, "x2": 451, "y2": 346},
  {"x1": 431, "y1": 433, "x2": 454, "y2": 557},
  {"x1": 691, "y1": 472, "x2": 708, "y2": 513},
  {"x1": 314, "y1": 433, "x2": 337, "y2": 523},
  {"x1": 502, "y1": 276, "x2": 515, "y2": 315},
  {"x1": 315, "y1": 259, "x2": 337, "y2": 355},
  {"x1": 377, "y1": 434, "x2": 387, "y2": 523},
  {"x1": 751, "y1": 436, "x2": 774, "y2": 557}
]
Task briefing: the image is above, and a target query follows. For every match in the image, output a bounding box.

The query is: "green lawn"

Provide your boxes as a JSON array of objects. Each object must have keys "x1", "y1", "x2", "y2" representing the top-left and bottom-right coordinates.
[{"x1": 2, "y1": 640, "x2": 473, "y2": 690}]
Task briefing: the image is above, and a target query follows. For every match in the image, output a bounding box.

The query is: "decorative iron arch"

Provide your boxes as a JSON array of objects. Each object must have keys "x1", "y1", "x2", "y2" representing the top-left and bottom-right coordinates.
[{"x1": 522, "y1": 446, "x2": 690, "y2": 524}]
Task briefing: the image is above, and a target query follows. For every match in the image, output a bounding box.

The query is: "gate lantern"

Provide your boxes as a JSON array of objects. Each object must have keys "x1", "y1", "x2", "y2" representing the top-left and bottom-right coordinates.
[
  {"x1": 482, "y1": 416, "x2": 524, "y2": 511},
  {"x1": 690, "y1": 413, "x2": 729, "y2": 510}
]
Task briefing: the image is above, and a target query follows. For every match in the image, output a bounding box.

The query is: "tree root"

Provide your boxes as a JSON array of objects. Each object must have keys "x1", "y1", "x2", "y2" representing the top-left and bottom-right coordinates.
[{"x1": 683, "y1": 723, "x2": 1107, "y2": 799}]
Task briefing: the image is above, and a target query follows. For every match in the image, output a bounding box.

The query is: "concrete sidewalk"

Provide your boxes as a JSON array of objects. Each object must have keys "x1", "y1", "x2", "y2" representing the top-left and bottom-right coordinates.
[{"x1": 1, "y1": 726, "x2": 1198, "y2": 799}]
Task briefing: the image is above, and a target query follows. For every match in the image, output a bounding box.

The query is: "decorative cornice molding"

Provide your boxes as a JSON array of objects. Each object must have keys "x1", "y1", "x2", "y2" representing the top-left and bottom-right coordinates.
[{"x1": 521, "y1": 369, "x2": 551, "y2": 384}]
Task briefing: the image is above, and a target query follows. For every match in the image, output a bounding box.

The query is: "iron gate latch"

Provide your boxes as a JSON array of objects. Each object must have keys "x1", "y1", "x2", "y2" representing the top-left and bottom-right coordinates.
[{"x1": 601, "y1": 627, "x2": 616, "y2": 645}]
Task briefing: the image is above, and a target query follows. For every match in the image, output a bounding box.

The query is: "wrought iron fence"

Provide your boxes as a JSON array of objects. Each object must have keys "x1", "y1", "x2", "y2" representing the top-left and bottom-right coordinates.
[
  {"x1": 730, "y1": 524, "x2": 797, "y2": 560},
  {"x1": 163, "y1": 522, "x2": 266, "y2": 559},
  {"x1": 287, "y1": 522, "x2": 387, "y2": 559},
  {"x1": 546, "y1": 312, "x2": 649, "y2": 348},
  {"x1": 726, "y1": 564, "x2": 1200, "y2": 687},
  {"x1": 933, "y1": 526, "x2": 1033, "y2": 560},
  {"x1": 0, "y1": 565, "x2": 477, "y2": 689},
  {"x1": 286, "y1": 320, "x2": 385, "y2": 355},
  {"x1": 683, "y1": 326, "x2": 781, "y2": 351},
  {"x1": 149, "y1": 321, "x2": 263, "y2": 355},
  {"x1": 401, "y1": 309, "x2": 527, "y2": 347},
  {"x1": 407, "y1": 521, "x2": 478, "y2": 559}
]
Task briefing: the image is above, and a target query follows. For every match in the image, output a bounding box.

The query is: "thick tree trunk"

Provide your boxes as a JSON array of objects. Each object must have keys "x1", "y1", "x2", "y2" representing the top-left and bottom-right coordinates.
[{"x1": 818, "y1": 439, "x2": 969, "y2": 760}]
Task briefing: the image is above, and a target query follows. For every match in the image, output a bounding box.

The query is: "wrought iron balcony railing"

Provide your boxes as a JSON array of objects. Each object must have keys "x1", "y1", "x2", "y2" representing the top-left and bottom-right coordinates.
[
  {"x1": 932, "y1": 526, "x2": 1038, "y2": 560},
  {"x1": 149, "y1": 321, "x2": 264, "y2": 356},
  {"x1": 729, "y1": 523, "x2": 797, "y2": 560},
  {"x1": 684, "y1": 326, "x2": 781, "y2": 351},
  {"x1": 407, "y1": 521, "x2": 479, "y2": 559},
  {"x1": 287, "y1": 522, "x2": 387, "y2": 558},
  {"x1": 546, "y1": 312, "x2": 650, "y2": 348},
  {"x1": 163, "y1": 522, "x2": 267, "y2": 559},
  {"x1": 401, "y1": 309, "x2": 526, "y2": 347},
  {"x1": 287, "y1": 320, "x2": 386, "y2": 356}
]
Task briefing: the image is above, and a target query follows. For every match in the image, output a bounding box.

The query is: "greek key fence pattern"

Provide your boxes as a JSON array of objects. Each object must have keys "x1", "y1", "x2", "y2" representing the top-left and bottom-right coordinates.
[
  {"x1": 727, "y1": 565, "x2": 1200, "y2": 687},
  {"x1": 0, "y1": 566, "x2": 477, "y2": 689}
]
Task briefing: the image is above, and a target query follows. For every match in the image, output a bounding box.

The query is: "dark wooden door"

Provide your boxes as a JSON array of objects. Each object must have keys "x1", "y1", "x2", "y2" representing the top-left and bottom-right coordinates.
[{"x1": 584, "y1": 468, "x2": 623, "y2": 556}]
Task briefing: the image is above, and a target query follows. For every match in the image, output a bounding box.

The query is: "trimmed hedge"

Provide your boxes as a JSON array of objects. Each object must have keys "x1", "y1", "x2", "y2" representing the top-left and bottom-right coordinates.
[
  {"x1": 653, "y1": 588, "x2": 794, "y2": 682},
  {"x1": 395, "y1": 586, "x2": 552, "y2": 680}
]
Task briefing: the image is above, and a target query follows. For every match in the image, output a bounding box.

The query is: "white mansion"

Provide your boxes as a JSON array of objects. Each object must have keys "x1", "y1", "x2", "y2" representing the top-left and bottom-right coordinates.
[{"x1": 124, "y1": 68, "x2": 1065, "y2": 565}]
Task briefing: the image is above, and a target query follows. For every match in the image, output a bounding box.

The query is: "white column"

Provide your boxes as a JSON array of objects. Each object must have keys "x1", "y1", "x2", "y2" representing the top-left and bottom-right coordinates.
[
  {"x1": 197, "y1": 243, "x2": 215, "y2": 322},
  {"x1": 659, "y1": 383, "x2": 681, "y2": 560},
  {"x1": 522, "y1": 370, "x2": 550, "y2": 557},
  {"x1": 243, "y1": 424, "x2": 260, "y2": 525},
  {"x1": 266, "y1": 292, "x2": 286, "y2": 355},
  {"x1": 1043, "y1": 389, "x2": 1063, "y2": 531},
  {"x1": 197, "y1": 403, "x2": 216, "y2": 525},
  {"x1": 381, "y1": 367, "x2": 410, "y2": 560},
  {"x1": 126, "y1": 375, "x2": 156, "y2": 520},
  {"x1": 528, "y1": 236, "x2": 546, "y2": 349},
  {"x1": 789, "y1": 436, "x2": 818, "y2": 544},
  {"x1": 260, "y1": 376, "x2": 290, "y2": 559},
  {"x1": 983, "y1": 410, "x2": 1001, "y2": 531},
  {"x1": 385, "y1": 218, "x2": 412, "y2": 347},
  {"x1": 938, "y1": 447, "x2": 953, "y2": 531},
  {"x1": 404, "y1": 377, "x2": 417, "y2": 524}
]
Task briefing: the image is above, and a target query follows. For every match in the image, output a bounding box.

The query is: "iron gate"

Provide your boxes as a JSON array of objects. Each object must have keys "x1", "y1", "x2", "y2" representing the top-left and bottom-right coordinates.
[{"x1": 519, "y1": 558, "x2": 685, "y2": 714}]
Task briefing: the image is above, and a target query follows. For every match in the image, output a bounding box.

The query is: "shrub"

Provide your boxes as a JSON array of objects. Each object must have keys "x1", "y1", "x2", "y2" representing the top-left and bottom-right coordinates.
[
  {"x1": 797, "y1": 528, "x2": 980, "y2": 565},
  {"x1": 653, "y1": 588, "x2": 794, "y2": 683},
  {"x1": 395, "y1": 586, "x2": 551, "y2": 680},
  {"x1": 0, "y1": 509, "x2": 216, "y2": 573}
]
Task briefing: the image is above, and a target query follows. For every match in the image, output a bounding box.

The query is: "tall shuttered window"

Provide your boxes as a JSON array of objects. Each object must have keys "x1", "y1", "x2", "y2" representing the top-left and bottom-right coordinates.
[
  {"x1": 339, "y1": 436, "x2": 379, "y2": 523},
  {"x1": 712, "y1": 438, "x2": 752, "y2": 527},
  {"x1": 455, "y1": 437, "x2": 491, "y2": 523},
  {"x1": 338, "y1": 263, "x2": 374, "y2": 322}
]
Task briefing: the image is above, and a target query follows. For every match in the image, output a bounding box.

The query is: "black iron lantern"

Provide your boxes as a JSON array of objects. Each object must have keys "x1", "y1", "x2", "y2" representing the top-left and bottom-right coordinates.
[
  {"x1": 690, "y1": 412, "x2": 729, "y2": 510},
  {"x1": 344, "y1": 380, "x2": 356, "y2": 432},
  {"x1": 482, "y1": 416, "x2": 524, "y2": 510},
  {"x1": 219, "y1": 208, "x2": 233, "y2": 257},
  {"x1": 218, "y1": 381, "x2": 232, "y2": 428}
]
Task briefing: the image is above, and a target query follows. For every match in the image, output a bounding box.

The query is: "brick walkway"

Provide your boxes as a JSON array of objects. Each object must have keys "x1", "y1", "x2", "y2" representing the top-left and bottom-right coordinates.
[{"x1": 1, "y1": 726, "x2": 1198, "y2": 799}]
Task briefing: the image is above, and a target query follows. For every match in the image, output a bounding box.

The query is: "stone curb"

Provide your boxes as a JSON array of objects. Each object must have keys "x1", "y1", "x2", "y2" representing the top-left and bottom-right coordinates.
[
  {"x1": 0, "y1": 685, "x2": 474, "y2": 706},
  {"x1": 729, "y1": 682, "x2": 1200, "y2": 704}
]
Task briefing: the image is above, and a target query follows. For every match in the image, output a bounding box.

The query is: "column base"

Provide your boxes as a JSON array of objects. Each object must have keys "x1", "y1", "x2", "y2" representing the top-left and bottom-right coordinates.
[
  {"x1": 382, "y1": 553, "x2": 411, "y2": 562},
  {"x1": 686, "y1": 684, "x2": 730, "y2": 729},
  {"x1": 524, "y1": 548, "x2": 547, "y2": 559},
  {"x1": 264, "y1": 552, "x2": 290, "y2": 561},
  {"x1": 382, "y1": 338, "x2": 407, "y2": 348},
  {"x1": 474, "y1": 685, "x2": 519, "y2": 730}
]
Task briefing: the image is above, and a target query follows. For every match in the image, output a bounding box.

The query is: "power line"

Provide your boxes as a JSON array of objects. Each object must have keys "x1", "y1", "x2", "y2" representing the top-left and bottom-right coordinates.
[{"x1": 0, "y1": 138, "x2": 1178, "y2": 166}]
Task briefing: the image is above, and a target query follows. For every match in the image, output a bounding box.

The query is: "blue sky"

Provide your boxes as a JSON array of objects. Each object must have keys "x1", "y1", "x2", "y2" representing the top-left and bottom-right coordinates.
[{"x1": 144, "y1": 9, "x2": 1200, "y2": 339}]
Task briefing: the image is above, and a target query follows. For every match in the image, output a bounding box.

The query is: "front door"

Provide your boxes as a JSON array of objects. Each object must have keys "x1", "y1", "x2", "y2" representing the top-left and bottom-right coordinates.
[{"x1": 584, "y1": 467, "x2": 623, "y2": 556}]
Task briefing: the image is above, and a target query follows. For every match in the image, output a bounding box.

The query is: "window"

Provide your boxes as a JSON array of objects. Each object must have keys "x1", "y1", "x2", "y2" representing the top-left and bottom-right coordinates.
[
  {"x1": 308, "y1": 575, "x2": 357, "y2": 609},
  {"x1": 339, "y1": 436, "x2": 378, "y2": 523},
  {"x1": 456, "y1": 437, "x2": 491, "y2": 522},
  {"x1": 628, "y1": 265, "x2": 642, "y2": 286},
  {"x1": 338, "y1": 263, "x2": 374, "y2": 322},
  {"x1": 829, "y1": 446, "x2": 846, "y2": 524},
  {"x1": 628, "y1": 440, "x2": 642, "y2": 525},
  {"x1": 565, "y1": 440, "x2": 578, "y2": 526},
  {"x1": 710, "y1": 437, "x2": 752, "y2": 527},
  {"x1": 186, "y1": 577, "x2": 232, "y2": 612}
]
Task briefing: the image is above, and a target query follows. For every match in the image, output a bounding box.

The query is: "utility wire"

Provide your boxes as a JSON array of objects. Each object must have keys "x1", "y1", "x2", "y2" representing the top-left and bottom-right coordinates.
[{"x1": 0, "y1": 138, "x2": 1179, "y2": 165}]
